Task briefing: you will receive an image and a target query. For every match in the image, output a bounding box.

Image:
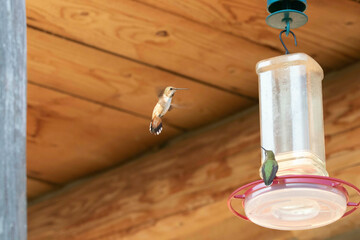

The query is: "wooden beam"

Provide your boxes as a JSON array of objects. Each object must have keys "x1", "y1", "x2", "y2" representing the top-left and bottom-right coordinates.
[
  {"x1": 27, "y1": 27, "x2": 254, "y2": 130},
  {"x1": 27, "y1": 84, "x2": 181, "y2": 184},
  {"x1": 0, "y1": 0, "x2": 27, "y2": 239},
  {"x1": 322, "y1": 62, "x2": 360, "y2": 135},
  {"x1": 325, "y1": 228, "x2": 360, "y2": 240},
  {"x1": 26, "y1": 0, "x2": 280, "y2": 97},
  {"x1": 135, "y1": 0, "x2": 360, "y2": 72},
  {"x1": 28, "y1": 62, "x2": 360, "y2": 239}
]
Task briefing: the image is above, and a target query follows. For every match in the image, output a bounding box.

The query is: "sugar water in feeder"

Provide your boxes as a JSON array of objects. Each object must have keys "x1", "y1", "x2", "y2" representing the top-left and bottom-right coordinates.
[{"x1": 257, "y1": 53, "x2": 327, "y2": 177}]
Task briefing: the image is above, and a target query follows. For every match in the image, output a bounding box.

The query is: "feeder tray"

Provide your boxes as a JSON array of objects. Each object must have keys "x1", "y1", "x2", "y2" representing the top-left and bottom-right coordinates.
[{"x1": 228, "y1": 175, "x2": 360, "y2": 230}]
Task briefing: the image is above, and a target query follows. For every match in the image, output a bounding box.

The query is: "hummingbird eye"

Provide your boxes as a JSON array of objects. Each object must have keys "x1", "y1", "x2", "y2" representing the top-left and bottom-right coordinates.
[{"x1": 169, "y1": 88, "x2": 173, "y2": 90}]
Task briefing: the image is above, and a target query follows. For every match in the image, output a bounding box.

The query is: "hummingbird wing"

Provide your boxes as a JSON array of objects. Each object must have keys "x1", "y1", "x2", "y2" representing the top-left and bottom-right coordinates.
[
  {"x1": 262, "y1": 160, "x2": 278, "y2": 186},
  {"x1": 171, "y1": 103, "x2": 188, "y2": 108},
  {"x1": 156, "y1": 87, "x2": 165, "y2": 98},
  {"x1": 261, "y1": 164, "x2": 266, "y2": 184},
  {"x1": 269, "y1": 162, "x2": 278, "y2": 184},
  {"x1": 158, "y1": 89, "x2": 164, "y2": 98},
  {"x1": 169, "y1": 103, "x2": 192, "y2": 110}
]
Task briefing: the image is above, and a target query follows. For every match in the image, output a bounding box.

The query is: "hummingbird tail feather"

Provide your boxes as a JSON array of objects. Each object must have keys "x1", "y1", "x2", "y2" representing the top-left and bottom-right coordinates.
[{"x1": 149, "y1": 116, "x2": 163, "y2": 135}]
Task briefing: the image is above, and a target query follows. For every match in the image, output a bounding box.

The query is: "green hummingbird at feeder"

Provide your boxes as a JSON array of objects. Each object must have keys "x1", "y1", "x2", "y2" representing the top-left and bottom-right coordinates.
[{"x1": 261, "y1": 146, "x2": 278, "y2": 186}]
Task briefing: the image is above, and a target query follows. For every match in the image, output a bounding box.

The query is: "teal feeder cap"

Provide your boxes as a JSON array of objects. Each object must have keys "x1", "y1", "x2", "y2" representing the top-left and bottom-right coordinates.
[
  {"x1": 267, "y1": 0, "x2": 307, "y2": 13},
  {"x1": 266, "y1": 0, "x2": 308, "y2": 30}
]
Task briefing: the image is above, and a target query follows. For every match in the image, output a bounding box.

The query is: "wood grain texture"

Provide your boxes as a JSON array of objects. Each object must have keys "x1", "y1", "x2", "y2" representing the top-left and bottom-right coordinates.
[
  {"x1": 136, "y1": 0, "x2": 360, "y2": 72},
  {"x1": 27, "y1": 178, "x2": 56, "y2": 199},
  {"x1": 323, "y1": 62, "x2": 360, "y2": 136},
  {"x1": 27, "y1": 84, "x2": 182, "y2": 184},
  {"x1": 26, "y1": 0, "x2": 280, "y2": 97},
  {"x1": 27, "y1": 27, "x2": 254, "y2": 130},
  {"x1": 0, "y1": 0, "x2": 27, "y2": 239},
  {"x1": 28, "y1": 63, "x2": 360, "y2": 240}
]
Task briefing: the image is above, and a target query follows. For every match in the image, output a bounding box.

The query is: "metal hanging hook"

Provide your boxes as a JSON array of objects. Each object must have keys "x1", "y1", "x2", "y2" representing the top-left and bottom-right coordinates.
[{"x1": 279, "y1": 28, "x2": 297, "y2": 54}]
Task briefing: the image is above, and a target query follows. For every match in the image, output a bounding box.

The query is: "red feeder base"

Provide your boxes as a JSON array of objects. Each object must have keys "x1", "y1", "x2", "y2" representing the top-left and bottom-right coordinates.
[{"x1": 228, "y1": 175, "x2": 360, "y2": 230}]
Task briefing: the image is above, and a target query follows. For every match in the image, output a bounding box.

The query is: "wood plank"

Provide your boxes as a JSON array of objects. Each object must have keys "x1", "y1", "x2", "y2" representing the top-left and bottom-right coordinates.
[
  {"x1": 27, "y1": 178, "x2": 56, "y2": 199},
  {"x1": 0, "y1": 0, "x2": 27, "y2": 239},
  {"x1": 136, "y1": 0, "x2": 360, "y2": 72},
  {"x1": 27, "y1": 84, "x2": 182, "y2": 184},
  {"x1": 27, "y1": 27, "x2": 254, "y2": 130},
  {"x1": 28, "y1": 63, "x2": 360, "y2": 240},
  {"x1": 325, "y1": 228, "x2": 360, "y2": 240},
  {"x1": 323, "y1": 62, "x2": 360, "y2": 135},
  {"x1": 26, "y1": 0, "x2": 280, "y2": 97}
]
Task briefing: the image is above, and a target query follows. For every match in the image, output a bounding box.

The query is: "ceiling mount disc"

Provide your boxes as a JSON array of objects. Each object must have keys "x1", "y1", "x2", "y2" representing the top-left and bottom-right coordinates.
[{"x1": 266, "y1": 10, "x2": 308, "y2": 29}]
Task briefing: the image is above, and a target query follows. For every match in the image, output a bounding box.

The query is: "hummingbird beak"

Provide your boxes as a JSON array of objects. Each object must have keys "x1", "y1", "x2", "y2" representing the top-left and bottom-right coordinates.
[
  {"x1": 261, "y1": 146, "x2": 267, "y2": 151},
  {"x1": 173, "y1": 88, "x2": 188, "y2": 91}
]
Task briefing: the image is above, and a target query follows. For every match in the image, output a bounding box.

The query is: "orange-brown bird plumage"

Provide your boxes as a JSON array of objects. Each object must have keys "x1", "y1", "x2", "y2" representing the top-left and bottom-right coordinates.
[{"x1": 149, "y1": 86, "x2": 187, "y2": 135}]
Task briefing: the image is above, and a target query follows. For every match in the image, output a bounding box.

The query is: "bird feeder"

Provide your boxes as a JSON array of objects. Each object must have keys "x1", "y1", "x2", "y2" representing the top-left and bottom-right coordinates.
[{"x1": 227, "y1": 0, "x2": 360, "y2": 231}]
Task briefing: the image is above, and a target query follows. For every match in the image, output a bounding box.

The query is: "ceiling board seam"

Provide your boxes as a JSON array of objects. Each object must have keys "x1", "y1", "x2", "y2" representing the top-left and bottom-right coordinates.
[
  {"x1": 94, "y1": 199, "x2": 216, "y2": 239},
  {"x1": 27, "y1": 24, "x2": 258, "y2": 101},
  {"x1": 132, "y1": 0, "x2": 360, "y2": 71},
  {"x1": 27, "y1": 176, "x2": 60, "y2": 186},
  {"x1": 326, "y1": 124, "x2": 360, "y2": 138},
  {"x1": 131, "y1": 0, "x2": 284, "y2": 54},
  {"x1": 27, "y1": 80, "x2": 187, "y2": 131},
  {"x1": 27, "y1": 139, "x2": 171, "y2": 204},
  {"x1": 149, "y1": 65, "x2": 258, "y2": 101},
  {"x1": 295, "y1": 28, "x2": 359, "y2": 61}
]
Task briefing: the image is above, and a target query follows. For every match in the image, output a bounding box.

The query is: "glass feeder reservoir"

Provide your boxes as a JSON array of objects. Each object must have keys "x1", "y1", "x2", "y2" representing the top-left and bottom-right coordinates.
[
  {"x1": 257, "y1": 53, "x2": 327, "y2": 177},
  {"x1": 244, "y1": 53, "x2": 346, "y2": 230}
]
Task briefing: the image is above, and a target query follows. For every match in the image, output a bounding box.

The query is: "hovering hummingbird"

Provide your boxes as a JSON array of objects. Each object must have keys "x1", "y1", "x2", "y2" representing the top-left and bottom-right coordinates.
[
  {"x1": 149, "y1": 86, "x2": 188, "y2": 135},
  {"x1": 261, "y1": 146, "x2": 278, "y2": 186}
]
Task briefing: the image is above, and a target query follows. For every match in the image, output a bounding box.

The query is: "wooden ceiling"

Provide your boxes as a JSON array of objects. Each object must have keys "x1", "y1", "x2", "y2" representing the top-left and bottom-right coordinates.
[
  {"x1": 26, "y1": 0, "x2": 360, "y2": 199},
  {"x1": 28, "y1": 63, "x2": 360, "y2": 240}
]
